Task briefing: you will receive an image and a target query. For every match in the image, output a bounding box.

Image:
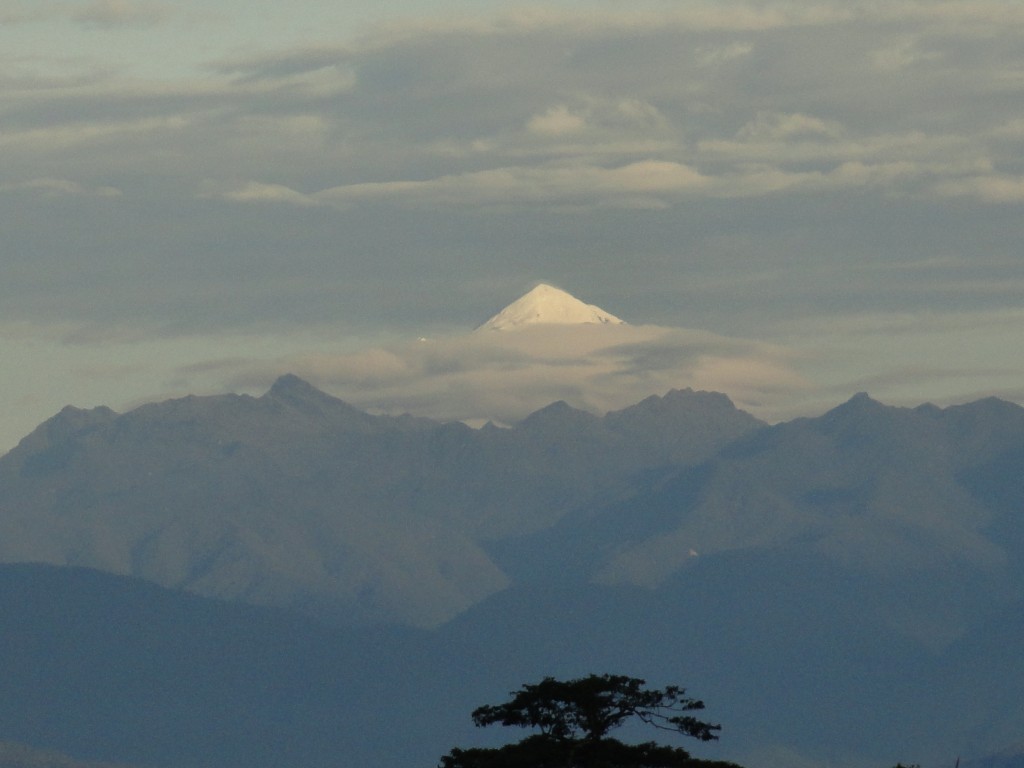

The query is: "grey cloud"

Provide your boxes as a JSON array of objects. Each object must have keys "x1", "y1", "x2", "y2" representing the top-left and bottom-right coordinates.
[
  {"x1": 844, "y1": 365, "x2": 1020, "y2": 395},
  {"x1": 930, "y1": 174, "x2": 1024, "y2": 203},
  {"x1": 0, "y1": 177, "x2": 122, "y2": 198},
  {"x1": 188, "y1": 6, "x2": 1024, "y2": 208},
  {"x1": 786, "y1": 307, "x2": 1024, "y2": 339},
  {"x1": 6, "y1": 2, "x2": 1022, "y2": 198},
  {"x1": 72, "y1": 0, "x2": 168, "y2": 27},
  {"x1": 208, "y1": 154, "x2": 982, "y2": 211},
  {"x1": 214, "y1": 160, "x2": 711, "y2": 210},
  {"x1": 0, "y1": 0, "x2": 167, "y2": 27},
  {"x1": 0, "y1": 10, "x2": 48, "y2": 25},
  {"x1": 207, "y1": 324, "x2": 811, "y2": 425},
  {"x1": 212, "y1": 47, "x2": 354, "y2": 82},
  {"x1": 768, "y1": 305, "x2": 1024, "y2": 412}
]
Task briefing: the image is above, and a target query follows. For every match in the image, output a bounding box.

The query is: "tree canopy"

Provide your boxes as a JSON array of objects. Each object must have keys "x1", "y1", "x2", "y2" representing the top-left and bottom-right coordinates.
[{"x1": 439, "y1": 674, "x2": 742, "y2": 768}]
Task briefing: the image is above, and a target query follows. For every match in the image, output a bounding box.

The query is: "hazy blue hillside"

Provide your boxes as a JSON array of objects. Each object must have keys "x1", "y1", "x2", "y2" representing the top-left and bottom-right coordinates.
[
  {"x1": 0, "y1": 377, "x2": 762, "y2": 627},
  {"x1": 1, "y1": 383, "x2": 1023, "y2": 767},
  {"x1": 0, "y1": 564, "x2": 427, "y2": 768},
  {"x1": 965, "y1": 748, "x2": 1024, "y2": 768},
  {"x1": 2, "y1": 556, "x2": 1022, "y2": 768},
  {"x1": 531, "y1": 395, "x2": 1024, "y2": 627},
  {"x1": 430, "y1": 546, "x2": 1022, "y2": 768}
]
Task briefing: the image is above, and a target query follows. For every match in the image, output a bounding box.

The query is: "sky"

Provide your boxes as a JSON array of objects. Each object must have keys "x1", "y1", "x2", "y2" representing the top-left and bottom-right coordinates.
[{"x1": 2, "y1": 0, "x2": 1023, "y2": 452}]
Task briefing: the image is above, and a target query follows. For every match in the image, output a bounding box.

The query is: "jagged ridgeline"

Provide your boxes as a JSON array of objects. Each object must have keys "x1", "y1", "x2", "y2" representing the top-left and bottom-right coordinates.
[
  {"x1": 0, "y1": 375, "x2": 761, "y2": 627},
  {"x1": 1, "y1": 378, "x2": 1023, "y2": 768}
]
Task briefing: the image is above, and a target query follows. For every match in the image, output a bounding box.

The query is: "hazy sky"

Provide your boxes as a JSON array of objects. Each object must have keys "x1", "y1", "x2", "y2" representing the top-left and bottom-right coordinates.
[{"x1": 2, "y1": 0, "x2": 1023, "y2": 451}]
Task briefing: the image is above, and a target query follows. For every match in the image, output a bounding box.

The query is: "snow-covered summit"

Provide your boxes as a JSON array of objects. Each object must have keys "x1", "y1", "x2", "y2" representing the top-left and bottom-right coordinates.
[{"x1": 476, "y1": 284, "x2": 625, "y2": 331}]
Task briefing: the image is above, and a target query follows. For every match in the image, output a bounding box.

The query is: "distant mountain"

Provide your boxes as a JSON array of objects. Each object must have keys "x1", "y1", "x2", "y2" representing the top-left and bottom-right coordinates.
[
  {"x1": 537, "y1": 393, "x2": 1024, "y2": 645},
  {"x1": 2, "y1": 554, "x2": 1022, "y2": 768},
  {"x1": 966, "y1": 747, "x2": 1024, "y2": 768},
  {"x1": 0, "y1": 563, "x2": 428, "y2": 768},
  {"x1": 0, "y1": 376, "x2": 761, "y2": 627},
  {"x1": 594, "y1": 393, "x2": 1024, "y2": 577},
  {"x1": 475, "y1": 283, "x2": 625, "y2": 330},
  {"x1": 2, "y1": 382, "x2": 1024, "y2": 767}
]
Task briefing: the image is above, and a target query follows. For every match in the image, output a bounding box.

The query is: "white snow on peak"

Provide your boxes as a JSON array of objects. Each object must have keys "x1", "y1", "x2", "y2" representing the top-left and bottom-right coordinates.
[{"x1": 476, "y1": 284, "x2": 625, "y2": 331}]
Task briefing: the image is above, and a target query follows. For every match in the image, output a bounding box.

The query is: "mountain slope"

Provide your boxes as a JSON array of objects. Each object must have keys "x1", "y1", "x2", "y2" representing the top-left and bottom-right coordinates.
[
  {"x1": 0, "y1": 563, "x2": 427, "y2": 768},
  {"x1": 0, "y1": 377, "x2": 762, "y2": 627},
  {"x1": 3, "y1": 558, "x2": 1021, "y2": 768},
  {"x1": 2, "y1": 387, "x2": 1024, "y2": 767},
  {"x1": 475, "y1": 283, "x2": 625, "y2": 330},
  {"x1": 563, "y1": 393, "x2": 1024, "y2": 646}
]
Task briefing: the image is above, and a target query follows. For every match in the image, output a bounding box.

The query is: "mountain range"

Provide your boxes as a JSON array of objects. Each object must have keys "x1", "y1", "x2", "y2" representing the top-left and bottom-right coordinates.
[
  {"x1": 1, "y1": 296, "x2": 1023, "y2": 767},
  {"x1": 0, "y1": 374, "x2": 761, "y2": 629}
]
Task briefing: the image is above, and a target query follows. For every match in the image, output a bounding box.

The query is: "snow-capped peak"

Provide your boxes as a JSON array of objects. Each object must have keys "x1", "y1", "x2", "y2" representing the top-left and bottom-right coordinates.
[{"x1": 476, "y1": 284, "x2": 625, "y2": 331}]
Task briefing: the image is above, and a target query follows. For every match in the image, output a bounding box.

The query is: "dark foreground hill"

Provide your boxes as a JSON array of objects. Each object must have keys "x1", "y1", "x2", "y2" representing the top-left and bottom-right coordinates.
[
  {"x1": 0, "y1": 564, "x2": 429, "y2": 768},
  {"x1": 1, "y1": 380, "x2": 1023, "y2": 766},
  {"x1": 0, "y1": 740, "x2": 142, "y2": 768},
  {"x1": 1, "y1": 559, "x2": 1022, "y2": 768}
]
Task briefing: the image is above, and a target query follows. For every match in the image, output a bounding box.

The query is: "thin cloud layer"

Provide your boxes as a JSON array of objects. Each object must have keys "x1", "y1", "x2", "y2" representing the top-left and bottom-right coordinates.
[
  {"x1": 73, "y1": 0, "x2": 168, "y2": 27},
  {"x1": 0, "y1": 177, "x2": 122, "y2": 198},
  {"x1": 4, "y1": 1, "x2": 1023, "y2": 211},
  {"x1": 187, "y1": 2, "x2": 1024, "y2": 210},
  {"x1": 211, "y1": 323, "x2": 809, "y2": 425}
]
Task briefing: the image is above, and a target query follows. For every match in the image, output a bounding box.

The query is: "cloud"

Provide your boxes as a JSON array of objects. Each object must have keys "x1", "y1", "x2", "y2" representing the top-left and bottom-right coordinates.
[
  {"x1": 930, "y1": 174, "x2": 1024, "y2": 203},
  {"x1": 72, "y1": 0, "x2": 167, "y2": 27},
  {"x1": 356, "y1": 3, "x2": 853, "y2": 43},
  {"x1": 201, "y1": 323, "x2": 810, "y2": 425},
  {"x1": 208, "y1": 180, "x2": 323, "y2": 207},
  {"x1": 868, "y1": 35, "x2": 942, "y2": 72},
  {"x1": 209, "y1": 160, "x2": 711, "y2": 210},
  {"x1": 791, "y1": 306, "x2": 1024, "y2": 338},
  {"x1": 210, "y1": 152, "x2": 984, "y2": 211},
  {"x1": 735, "y1": 111, "x2": 845, "y2": 142},
  {"x1": 520, "y1": 98, "x2": 669, "y2": 142},
  {"x1": 6, "y1": 0, "x2": 1023, "y2": 212},
  {"x1": 526, "y1": 105, "x2": 587, "y2": 137},
  {"x1": 0, "y1": 177, "x2": 122, "y2": 198},
  {"x1": 766, "y1": 305, "x2": 1024, "y2": 414},
  {"x1": 0, "y1": 8, "x2": 52, "y2": 25}
]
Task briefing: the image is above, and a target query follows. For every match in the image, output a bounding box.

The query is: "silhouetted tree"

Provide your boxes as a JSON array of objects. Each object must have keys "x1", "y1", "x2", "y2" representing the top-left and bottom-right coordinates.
[{"x1": 439, "y1": 674, "x2": 743, "y2": 768}]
